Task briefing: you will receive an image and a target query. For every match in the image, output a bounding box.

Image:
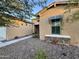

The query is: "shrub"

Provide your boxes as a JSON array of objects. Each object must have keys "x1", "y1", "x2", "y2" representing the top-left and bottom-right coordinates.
[{"x1": 35, "y1": 49, "x2": 47, "y2": 59}]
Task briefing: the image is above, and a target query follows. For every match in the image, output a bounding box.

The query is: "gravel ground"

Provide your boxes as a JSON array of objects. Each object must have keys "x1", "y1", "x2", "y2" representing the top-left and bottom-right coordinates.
[
  {"x1": 0, "y1": 38, "x2": 50, "y2": 59},
  {"x1": 0, "y1": 38, "x2": 79, "y2": 59}
]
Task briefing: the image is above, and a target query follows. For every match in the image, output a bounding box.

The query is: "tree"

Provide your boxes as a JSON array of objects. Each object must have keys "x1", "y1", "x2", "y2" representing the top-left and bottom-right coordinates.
[
  {"x1": 0, "y1": 0, "x2": 47, "y2": 26},
  {"x1": 0, "y1": 13, "x2": 15, "y2": 26},
  {"x1": 0, "y1": 0, "x2": 47, "y2": 19}
]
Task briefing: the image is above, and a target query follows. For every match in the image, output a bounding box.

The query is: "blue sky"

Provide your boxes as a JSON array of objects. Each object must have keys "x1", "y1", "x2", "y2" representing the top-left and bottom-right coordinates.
[{"x1": 32, "y1": 0, "x2": 55, "y2": 14}]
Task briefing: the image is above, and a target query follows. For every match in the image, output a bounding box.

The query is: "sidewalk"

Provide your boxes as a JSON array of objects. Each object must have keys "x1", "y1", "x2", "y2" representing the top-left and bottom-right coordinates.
[{"x1": 0, "y1": 35, "x2": 33, "y2": 48}]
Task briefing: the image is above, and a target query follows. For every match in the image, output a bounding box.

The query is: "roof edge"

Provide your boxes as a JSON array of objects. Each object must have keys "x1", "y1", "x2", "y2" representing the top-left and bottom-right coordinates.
[{"x1": 36, "y1": 1, "x2": 79, "y2": 15}]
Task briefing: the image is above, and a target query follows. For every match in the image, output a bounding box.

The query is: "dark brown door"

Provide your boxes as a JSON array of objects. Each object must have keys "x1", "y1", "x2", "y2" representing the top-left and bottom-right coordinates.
[{"x1": 34, "y1": 25, "x2": 39, "y2": 38}]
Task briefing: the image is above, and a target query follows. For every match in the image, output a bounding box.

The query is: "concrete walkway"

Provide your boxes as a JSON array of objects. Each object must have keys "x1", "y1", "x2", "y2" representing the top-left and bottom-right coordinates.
[{"x1": 0, "y1": 35, "x2": 33, "y2": 48}]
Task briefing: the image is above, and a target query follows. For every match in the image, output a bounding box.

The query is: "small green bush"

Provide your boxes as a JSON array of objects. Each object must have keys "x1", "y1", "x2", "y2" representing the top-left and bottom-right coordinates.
[{"x1": 35, "y1": 49, "x2": 47, "y2": 59}]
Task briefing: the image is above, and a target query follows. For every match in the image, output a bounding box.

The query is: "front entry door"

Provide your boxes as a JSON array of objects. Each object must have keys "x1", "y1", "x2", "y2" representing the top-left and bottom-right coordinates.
[{"x1": 34, "y1": 25, "x2": 39, "y2": 38}]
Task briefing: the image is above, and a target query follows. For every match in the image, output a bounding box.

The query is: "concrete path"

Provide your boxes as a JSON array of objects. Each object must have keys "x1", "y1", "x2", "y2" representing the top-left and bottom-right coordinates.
[{"x1": 0, "y1": 35, "x2": 33, "y2": 48}]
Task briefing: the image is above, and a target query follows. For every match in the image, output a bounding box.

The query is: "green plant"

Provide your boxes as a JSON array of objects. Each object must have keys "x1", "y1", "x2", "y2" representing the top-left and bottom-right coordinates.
[{"x1": 35, "y1": 49, "x2": 47, "y2": 59}]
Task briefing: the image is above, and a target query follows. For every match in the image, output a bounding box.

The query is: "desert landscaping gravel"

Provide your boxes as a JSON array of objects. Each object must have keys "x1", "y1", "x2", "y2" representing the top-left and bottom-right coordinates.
[{"x1": 0, "y1": 38, "x2": 79, "y2": 59}]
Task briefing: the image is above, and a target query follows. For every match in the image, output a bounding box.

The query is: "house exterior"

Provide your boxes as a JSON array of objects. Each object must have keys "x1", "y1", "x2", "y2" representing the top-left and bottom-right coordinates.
[
  {"x1": 0, "y1": 13, "x2": 33, "y2": 40},
  {"x1": 36, "y1": 1, "x2": 79, "y2": 44}
]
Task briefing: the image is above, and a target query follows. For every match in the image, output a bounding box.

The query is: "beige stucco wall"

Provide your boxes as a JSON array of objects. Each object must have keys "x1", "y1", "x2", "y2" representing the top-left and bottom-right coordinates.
[
  {"x1": 39, "y1": 7, "x2": 65, "y2": 40},
  {"x1": 39, "y1": 5, "x2": 79, "y2": 44},
  {"x1": 62, "y1": 20, "x2": 79, "y2": 44},
  {"x1": 6, "y1": 23, "x2": 33, "y2": 40},
  {"x1": 62, "y1": 8, "x2": 79, "y2": 44}
]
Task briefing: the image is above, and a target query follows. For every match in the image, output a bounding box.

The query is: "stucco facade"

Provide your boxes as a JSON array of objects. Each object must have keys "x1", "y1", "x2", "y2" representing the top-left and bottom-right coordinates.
[
  {"x1": 0, "y1": 13, "x2": 33, "y2": 40},
  {"x1": 0, "y1": 21, "x2": 33, "y2": 40},
  {"x1": 6, "y1": 21, "x2": 33, "y2": 40},
  {"x1": 37, "y1": 2, "x2": 79, "y2": 44}
]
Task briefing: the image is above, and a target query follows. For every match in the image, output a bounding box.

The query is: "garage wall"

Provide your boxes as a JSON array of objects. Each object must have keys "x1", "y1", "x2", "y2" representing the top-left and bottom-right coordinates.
[
  {"x1": 0, "y1": 27, "x2": 6, "y2": 40},
  {"x1": 6, "y1": 23, "x2": 33, "y2": 40}
]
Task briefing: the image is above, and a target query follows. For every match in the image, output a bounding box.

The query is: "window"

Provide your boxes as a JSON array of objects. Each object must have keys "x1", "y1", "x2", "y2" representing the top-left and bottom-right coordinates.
[
  {"x1": 52, "y1": 26, "x2": 60, "y2": 34},
  {"x1": 51, "y1": 19, "x2": 61, "y2": 34}
]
